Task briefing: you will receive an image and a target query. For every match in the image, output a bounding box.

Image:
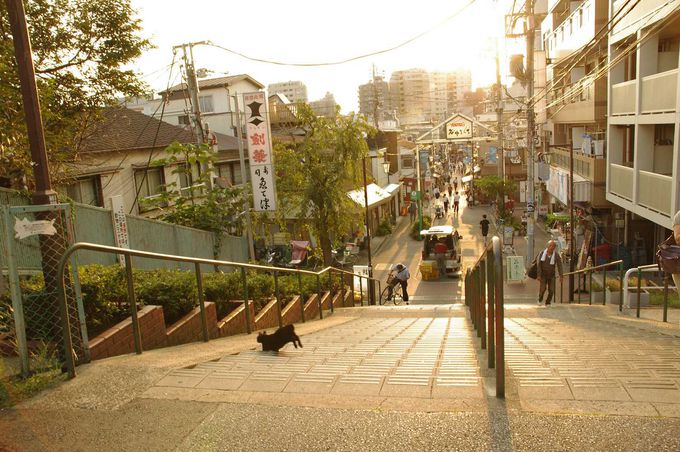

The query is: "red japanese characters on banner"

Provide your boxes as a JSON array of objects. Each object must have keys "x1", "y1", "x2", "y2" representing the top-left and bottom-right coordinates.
[{"x1": 243, "y1": 91, "x2": 276, "y2": 211}]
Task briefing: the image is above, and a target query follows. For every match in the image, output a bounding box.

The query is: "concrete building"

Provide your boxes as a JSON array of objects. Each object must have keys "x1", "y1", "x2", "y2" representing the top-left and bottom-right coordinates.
[
  {"x1": 606, "y1": 0, "x2": 680, "y2": 258},
  {"x1": 267, "y1": 80, "x2": 308, "y2": 104},
  {"x1": 390, "y1": 69, "x2": 433, "y2": 126},
  {"x1": 358, "y1": 75, "x2": 393, "y2": 126},
  {"x1": 309, "y1": 92, "x2": 338, "y2": 117},
  {"x1": 128, "y1": 75, "x2": 265, "y2": 138}
]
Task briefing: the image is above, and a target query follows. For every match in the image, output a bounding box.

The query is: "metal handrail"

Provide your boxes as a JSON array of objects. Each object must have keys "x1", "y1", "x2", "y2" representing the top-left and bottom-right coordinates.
[
  {"x1": 464, "y1": 235, "x2": 504, "y2": 398},
  {"x1": 57, "y1": 242, "x2": 383, "y2": 378},
  {"x1": 627, "y1": 264, "x2": 673, "y2": 321},
  {"x1": 559, "y1": 259, "x2": 624, "y2": 307}
]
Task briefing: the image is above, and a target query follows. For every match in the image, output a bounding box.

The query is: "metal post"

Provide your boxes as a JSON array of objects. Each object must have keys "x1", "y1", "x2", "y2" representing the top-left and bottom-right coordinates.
[
  {"x1": 359, "y1": 276, "x2": 364, "y2": 307},
  {"x1": 274, "y1": 271, "x2": 283, "y2": 328},
  {"x1": 195, "y1": 263, "x2": 209, "y2": 342},
  {"x1": 479, "y1": 259, "x2": 487, "y2": 349},
  {"x1": 636, "y1": 268, "x2": 642, "y2": 318},
  {"x1": 493, "y1": 237, "x2": 505, "y2": 398},
  {"x1": 603, "y1": 268, "x2": 607, "y2": 305},
  {"x1": 316, "y1": 274, "x2": 323, "y2": 319},
  {"x1": 560, "y1": 276, "x2": 563, "y2": 304},
  {"x1": 341, "y1": 271, "x2": 346, "y2": 307},
  {"x1": 298, "y1": 271, "x2": 305, "y2": 322},
  {"x1": 619, "y1": 265, "x2": 624, "y2": 312},
  {"x1": 328, "y1": 269, "x2": 334, "y2": 313},
  {"x1": 495, "y1": 38, "x2": 504, "y2": 180},
  {"x1": 362, "y1": 157, "x2": 375, "y2": 305},
  {"x1": 486, "y1": 253, "x2": 495, "y2": 369},
  {"x1": 588, "y1": 269, "x2": 593, "y2": 305},
  {"x1": 663, "y1": 273, "x2": 669, "y2": 323},
  {"x1": 241, "y1": 267, "x2": 252, "y2": 333},
  {"x1": 125, "y1": 255, "x2": 142, "y2": 354},
  {"x1": 416, "y1": 147, "x2": 423, "y2": 240},
  {"x1": 233, "y1": 94, "x2": 256, "y2": 261}
]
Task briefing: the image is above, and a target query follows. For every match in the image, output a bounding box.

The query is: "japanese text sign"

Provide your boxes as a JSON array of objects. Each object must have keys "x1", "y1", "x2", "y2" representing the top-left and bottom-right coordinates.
[{"x1": 244, "y1": 91, "x2": 277, "y2": 211}]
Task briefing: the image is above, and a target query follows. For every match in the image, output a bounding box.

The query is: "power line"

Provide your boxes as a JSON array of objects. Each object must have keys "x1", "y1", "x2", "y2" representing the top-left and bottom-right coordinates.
[{"x1": 206, "y1": 0, "x2": 477, "y2": 67}]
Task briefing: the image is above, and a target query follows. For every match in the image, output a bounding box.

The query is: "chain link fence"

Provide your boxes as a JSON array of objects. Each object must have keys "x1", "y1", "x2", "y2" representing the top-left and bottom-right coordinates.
[{"x1": 1, "y1": 204, "x2": 87, "y2": 376}]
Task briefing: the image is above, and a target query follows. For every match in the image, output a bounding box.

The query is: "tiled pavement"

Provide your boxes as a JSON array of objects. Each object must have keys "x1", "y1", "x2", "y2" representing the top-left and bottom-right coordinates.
[{"x1": 150, "y1": 304, "x2": 680, "y2": 417}]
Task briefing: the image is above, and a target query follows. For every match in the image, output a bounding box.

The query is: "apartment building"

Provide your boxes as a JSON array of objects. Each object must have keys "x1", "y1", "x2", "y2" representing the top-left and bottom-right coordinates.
[
  {"x1": 309, "y1": 92, "x2": 339, "y2": 117},
  {"x1": 539, "y1": 0, "x2": 619, "y2": 239},
  {"x1": 358, "y1": 75, "x2": 393, "y2": 125},
  {"x1": 606, "y1": 0, "x2": 680, "y2": 254},
  {"x1": 267, "y1": 80, "x2": 309, "y2": 104}
]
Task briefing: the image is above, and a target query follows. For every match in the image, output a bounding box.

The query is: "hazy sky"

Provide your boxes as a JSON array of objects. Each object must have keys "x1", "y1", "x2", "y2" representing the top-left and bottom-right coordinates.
[{"x1": 130, "y1": 0, "x2": 519, "y2": 113}]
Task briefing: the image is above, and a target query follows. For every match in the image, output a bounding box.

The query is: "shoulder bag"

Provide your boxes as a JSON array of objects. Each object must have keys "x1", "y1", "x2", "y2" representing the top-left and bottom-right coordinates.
[{"x1": 657, "y1": 234, "x2": 680, "y2": 274}]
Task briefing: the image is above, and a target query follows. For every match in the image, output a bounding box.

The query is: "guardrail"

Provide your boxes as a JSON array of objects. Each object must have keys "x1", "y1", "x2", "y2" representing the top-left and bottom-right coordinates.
[
  {"x1": 561, "y1": 260, "x2": 624, "y2": 307},
  {"x1": 57, "y1": 242, "x2": 383, "y2": 379},
  {"x1": 627, "y1": 264, "x2": 675, "y2": 321},
  {"x1": 464, "y1": 235, "x2": 504, "y2": 398}
]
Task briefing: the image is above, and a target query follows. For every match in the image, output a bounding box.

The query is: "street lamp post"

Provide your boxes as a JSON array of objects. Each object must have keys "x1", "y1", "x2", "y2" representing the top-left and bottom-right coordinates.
[{"x1": 361, "y1": 154, "x2": 391, "y2": 305}]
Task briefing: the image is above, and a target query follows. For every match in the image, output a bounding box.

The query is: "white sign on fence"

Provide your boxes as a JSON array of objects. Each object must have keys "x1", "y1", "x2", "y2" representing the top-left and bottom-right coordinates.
[
  {"x1": 244, "y1": 91, "x2": 277, "y2": 212},
  {"x1": 506, "y1": 255, "x2": 525, "y2": 281},
  {"x1": 13, "y1": 217, "x2": 56, "y2": 240},
  {"x1": 352, "y1": 265, "x2": 370, "y2": 293},
  {"x1": 110, "y1": 195, "x2": 130, "y2": 266}
]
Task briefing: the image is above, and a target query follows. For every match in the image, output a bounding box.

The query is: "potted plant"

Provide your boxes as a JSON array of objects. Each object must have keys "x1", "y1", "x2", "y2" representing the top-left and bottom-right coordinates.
[
  {"x1": 605, "y1": 278, "x2": 621, "y2": 305},
  {"x1": 590, "y1": 279, "x2": 604, "y2": 304}
]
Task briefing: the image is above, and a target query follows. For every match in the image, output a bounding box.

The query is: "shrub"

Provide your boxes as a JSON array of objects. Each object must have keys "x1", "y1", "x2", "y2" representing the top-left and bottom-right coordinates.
[
  {"x1": 134, "y1": 269, "x2": 198, "y2": 325},
  {"x1": 411, "y1": 215, "x2": 433, "y2": 240},
  {"x1": 375, "y1": 219, "x2": 393, "y2": 237},
  {"x1": 77, "y1": 265, "x2": 130, "y2": 337},
  {"x1": 546, "y1": 213, "x2": 569, "y2": 229}
]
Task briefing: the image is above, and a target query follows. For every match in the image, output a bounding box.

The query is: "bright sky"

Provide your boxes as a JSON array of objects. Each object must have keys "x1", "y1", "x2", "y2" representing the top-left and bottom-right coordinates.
[{"x1": 130, "y1": 0, "x2": 520, "y2": 113}]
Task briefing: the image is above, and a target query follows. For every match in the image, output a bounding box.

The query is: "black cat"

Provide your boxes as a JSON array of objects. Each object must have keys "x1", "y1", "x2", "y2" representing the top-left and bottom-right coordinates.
[{"x1": 257, "y1": 324, "x2": 303, "y2": 352}]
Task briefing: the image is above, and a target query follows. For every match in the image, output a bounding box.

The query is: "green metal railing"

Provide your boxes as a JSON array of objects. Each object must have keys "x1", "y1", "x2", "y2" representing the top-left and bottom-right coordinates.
[
  {"x1": 628, "y1": 264, "x2": 673, "y2": 321},
  {"x1": 561, "y1": 260, "x2": 624, "y2": 307},
  {"x1": 464, "y1": 235, "x2": 504, "y2": 398},
  {"x1": 57, "y1": 242, "x2": 382, "y2": 379}
]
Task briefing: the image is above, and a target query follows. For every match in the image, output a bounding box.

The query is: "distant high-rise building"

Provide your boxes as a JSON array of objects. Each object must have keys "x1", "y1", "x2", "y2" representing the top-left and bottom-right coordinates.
[
  {"x1": 267, "y1": 81, "x2": 308, "y2": 104},
  {"x1": 309, "y1": 92, "x2": 338, "y2": 117},
  {"x1": 358, "y1": 74, "x2": 393, "y2": 126}
]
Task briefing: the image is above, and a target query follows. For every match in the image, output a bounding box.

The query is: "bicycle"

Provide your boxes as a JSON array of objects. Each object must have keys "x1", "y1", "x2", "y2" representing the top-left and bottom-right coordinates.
[{"x1": 379, "y1": 274, "x2": 405, "y2": 305}]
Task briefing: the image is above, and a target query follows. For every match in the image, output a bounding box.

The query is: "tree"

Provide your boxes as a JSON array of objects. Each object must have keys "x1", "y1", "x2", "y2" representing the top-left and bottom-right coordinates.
[
  {"x1": 475, "y1": 175, "x2": 517, "y2": 219},
  {"x1": 274, "y1": 104, "x2": 373, "y2": 265},
  {"x1": 0, "y1": 0, "x2": 150, "y2": 188},
  {"x1": 149, "y1": 142, "x2": 246, "y2": 257}
]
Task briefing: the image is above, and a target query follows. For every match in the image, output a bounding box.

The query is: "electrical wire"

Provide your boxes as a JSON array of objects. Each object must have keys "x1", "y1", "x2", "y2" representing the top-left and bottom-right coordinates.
[{"x1": 206, "y1": 0, "x2": 477, "y2": 67}]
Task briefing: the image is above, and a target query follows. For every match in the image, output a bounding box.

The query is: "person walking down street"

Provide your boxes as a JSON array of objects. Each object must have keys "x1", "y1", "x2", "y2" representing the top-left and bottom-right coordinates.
[
  {"x1": 453, "y1": 179, "x2": 458, "y2": 192},
  {"x1": 447, "y1": 184, "x2": 453, "y2": 197},
  {"x1": 409, "y1": 201, "x2": 417, "y2": 224},
  {"x1": 442, "y1": 193, "x2": 450, "y2": 215},
  {"x1": 453, "y1": 192, "x2": 461, "y2": 215},
  {"x1": 387, "y1": 263, "x2": 410, "y2": 303},
  {"x1": 537, "y1": 240, "x2": 564, "y2": 306},
  {"x1": 434, "y1": 238, "x2": 448, "y2": 277},
  {"x1": 433, "y1": 186, "x2": 440, "y2": 200},
  {"x1": 480, "y1": 214, "x2": 490, "y2": 244}
]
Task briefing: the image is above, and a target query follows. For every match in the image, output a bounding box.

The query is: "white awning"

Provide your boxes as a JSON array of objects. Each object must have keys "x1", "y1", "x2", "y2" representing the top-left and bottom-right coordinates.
[
  {"x1": 461, "y1": 175, "x2": 473, "y2": 183},
  {"x1": 347, "y1": 183, "x2": 392, "y2": 208},
  {"x1": 384, "y1": 183, "x2": 402, "y2": 194}
]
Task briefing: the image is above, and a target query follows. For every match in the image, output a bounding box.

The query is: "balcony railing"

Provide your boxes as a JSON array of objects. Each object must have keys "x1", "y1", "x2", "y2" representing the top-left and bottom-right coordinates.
[
  {"x1": 609, "y1": 164, "x2": 633, "y2": 200},
  {"x1": 551, "y1": 146, "x2": 605, "y2": 182},
  {"x1": 638, "y1": 170, "x2": 672, "y2": 215},
  {"x1": 611, "y1": 80, "x2": 636, "y2": 115},
  {"x1": 641, "y1": 69, "x2": 678, "y2": 114}
]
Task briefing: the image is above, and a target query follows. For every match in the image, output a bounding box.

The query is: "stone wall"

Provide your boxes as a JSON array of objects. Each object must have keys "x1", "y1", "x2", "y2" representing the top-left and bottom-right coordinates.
[{"x1": 281, "y1": 296, "x2": 303, "y2": 325}]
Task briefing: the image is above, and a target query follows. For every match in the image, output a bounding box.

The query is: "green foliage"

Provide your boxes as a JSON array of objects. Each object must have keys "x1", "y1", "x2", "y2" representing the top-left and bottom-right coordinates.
[
  {"x1": 411, "y1": 215, "x2": 433, "y2": 240},
  {"x1": 546, "y1": 213, "x2": 570, "y2": 228},
  {"x1": 375, "y1": 219, "x2": 393, "y2": 237},
  {"x1": 0, "y1": 0, "x2": 150, "y2": 188},
  {"x1": 0, "y1": 341, "x2": 63, "y2": 408},
  {"x1": 273, "y1": 104, "x2": 374, "y2": 264},
  {"x1": 134, "y1": 269, "x2": 198, "y2": 325},
  {"x1": 649, "y1": 289, "x2": 680, "y2": 307},
  {"x1": 475, "y1": 176, "x2": 517, "y2": 219},
  {"x1": 77, "y1": 265, "x2": 129, "y2": 336},
  {"x1": 149, "y1": 142, "x2": 246, "y2": 240}
]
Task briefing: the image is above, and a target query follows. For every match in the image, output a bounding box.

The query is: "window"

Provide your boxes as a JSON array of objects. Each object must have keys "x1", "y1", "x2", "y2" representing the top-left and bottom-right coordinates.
[
  {"x1": 215, "y1": 161, "x2": 251, "y2": 186},
  {"x1": 66, "y1": 176, "x2": 102, "y2": 206},
  {"x1": 178, "y1": 115, "x2": 190, "y2": 126},
  {"x1": 134, "y1": 167, "x2": 165, "y2": 210},
  {"x1": 199, "y1": 95, "x2": 214, "y2": 113},
  {"x1": 232, "y1": 161, "x2": 250, "y2": 185}
]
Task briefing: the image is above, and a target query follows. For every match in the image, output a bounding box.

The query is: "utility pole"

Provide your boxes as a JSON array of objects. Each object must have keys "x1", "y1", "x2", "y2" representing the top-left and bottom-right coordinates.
[
  {"x1": 495, "y1": 39, "x2": 504, "y2": 180},
  {"x1": 371, "y1": 63, "x2": 381, "y2": 129},
  {"x1": 174, "y1": 42, "x2": 209, "y2": 145},
  {"x1": 525, "y1": 0, "x2": 537, "y2": 262},
  {"x1": 362, "y1": 157, "x2": 375, "y2": 305}
]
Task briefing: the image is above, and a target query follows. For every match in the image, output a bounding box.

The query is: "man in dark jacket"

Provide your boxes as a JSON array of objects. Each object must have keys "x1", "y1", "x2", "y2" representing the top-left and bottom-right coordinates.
[{"x1": 537, "y1": 240, "x2": 563, "y2": 306}]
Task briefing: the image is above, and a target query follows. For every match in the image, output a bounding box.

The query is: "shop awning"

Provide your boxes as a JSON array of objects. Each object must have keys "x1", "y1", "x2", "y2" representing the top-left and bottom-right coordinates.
[
  {"x1": 384, "y1": 183, "x2": 402, "y2": 195},
  {"x1": 347, "y1": 183, "x2": 392, "y2": 208},
  {"x1": 461, "y1": 175, "x2": 473, "y2": 183}
]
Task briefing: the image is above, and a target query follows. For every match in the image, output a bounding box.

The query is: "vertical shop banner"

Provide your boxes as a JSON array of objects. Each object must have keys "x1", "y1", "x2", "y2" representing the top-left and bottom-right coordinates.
[
  {"x1": 110, "y1": 195, "x2": 130, "y2": 266},
  {"x1": 244, "y1": 91, "x2": 277, "y2": 211}
]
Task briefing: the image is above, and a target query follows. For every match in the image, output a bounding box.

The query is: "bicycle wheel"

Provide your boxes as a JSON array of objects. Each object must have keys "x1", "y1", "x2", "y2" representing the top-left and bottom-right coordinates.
[
  {"x1": 392, "y1": 283, "x2": 404, "y2": 305},
  {"x1": 379, "y1": 285, "x2": 392, "y2": 305}
]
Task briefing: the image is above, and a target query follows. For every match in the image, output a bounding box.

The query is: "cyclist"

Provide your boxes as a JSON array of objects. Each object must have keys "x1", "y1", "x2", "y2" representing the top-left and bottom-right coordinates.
[{"x1": 387, "y1": 263, "x2": 410, "y2": 303}]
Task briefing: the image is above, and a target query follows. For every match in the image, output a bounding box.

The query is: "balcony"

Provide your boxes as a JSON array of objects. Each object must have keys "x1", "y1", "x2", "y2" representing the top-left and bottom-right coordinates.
[
  {"x1": 551, "y1": 146, "x2": 606, "y2": 183},
  {"x1": 640, "y1": 69, "x2": 678, "y2": 114},
  {"x1": 611, "y1": 80, "x2": 636, "y2": 116},
  {"x1": 609, "y1": 164, "x2": 633, "y2": 200},
  {"x1": 548, "y1": 81, "x2": 597, "y2": 122},
  {"x1": 545, "y1": 0, "x2": 600, "y2": 62},
  {"x1": 638, "y1": 170, "x2": 672, "y2": 215}
]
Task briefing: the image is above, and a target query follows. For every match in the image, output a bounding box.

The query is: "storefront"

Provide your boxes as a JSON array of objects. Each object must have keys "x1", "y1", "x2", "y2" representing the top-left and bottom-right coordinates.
[{"x1": 347, "y1": 183, "x2": 401, "y2": 235}]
